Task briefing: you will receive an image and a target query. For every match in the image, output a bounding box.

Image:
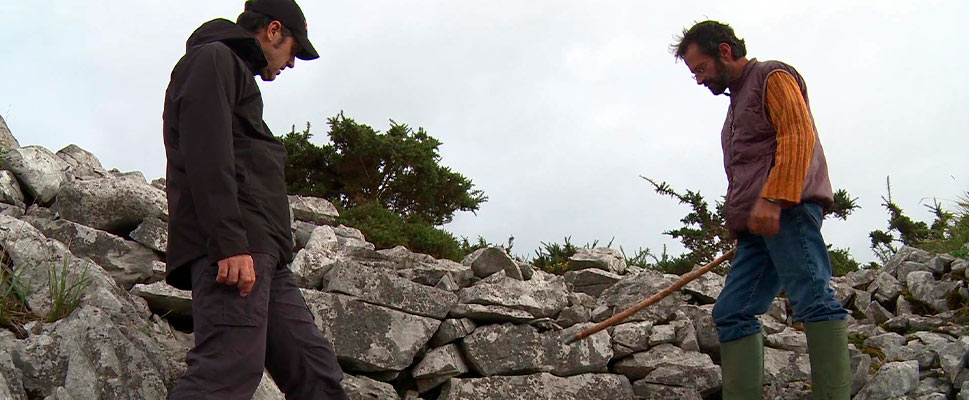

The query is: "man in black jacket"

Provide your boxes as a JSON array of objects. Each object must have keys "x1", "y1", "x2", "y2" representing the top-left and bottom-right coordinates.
[{"x1": 162, "y1": 1, "x2": 349, "y2": 398}]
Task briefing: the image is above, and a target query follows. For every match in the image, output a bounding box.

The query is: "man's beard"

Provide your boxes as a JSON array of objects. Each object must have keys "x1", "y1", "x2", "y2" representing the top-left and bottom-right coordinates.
[{"x1": 705, "y1": 58, "x2": 732, "y2": 95}]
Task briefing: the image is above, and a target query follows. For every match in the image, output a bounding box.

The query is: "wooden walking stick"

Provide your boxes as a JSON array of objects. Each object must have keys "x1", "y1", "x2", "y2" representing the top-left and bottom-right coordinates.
[{"x1": 566, "y1": 248, "x2": 736, "y2": 344}]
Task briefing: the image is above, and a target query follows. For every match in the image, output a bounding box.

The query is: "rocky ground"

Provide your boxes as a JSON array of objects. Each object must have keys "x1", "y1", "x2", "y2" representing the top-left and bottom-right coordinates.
[{"x1": 0, "y1": 116, "x2": 966, "y2": 399}]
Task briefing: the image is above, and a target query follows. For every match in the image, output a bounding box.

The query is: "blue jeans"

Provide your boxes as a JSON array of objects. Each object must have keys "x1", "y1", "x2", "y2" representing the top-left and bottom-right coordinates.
[{"x1": 713, "y1": 202, "x2": 847, "y2": 343}]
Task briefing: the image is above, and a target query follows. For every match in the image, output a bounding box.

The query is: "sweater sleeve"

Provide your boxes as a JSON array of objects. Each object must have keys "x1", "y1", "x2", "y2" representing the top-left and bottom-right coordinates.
[{"x1": 760, "y1": 70, "x2": 816, "y2": 203}]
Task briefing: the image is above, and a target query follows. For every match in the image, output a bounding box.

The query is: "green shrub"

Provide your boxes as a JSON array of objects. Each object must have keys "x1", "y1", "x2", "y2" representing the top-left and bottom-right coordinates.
[
  {"x1": 532, "y1": 237, "x2": 580, "y2": 275},
  {"x1": 870, "y1": 179, "x2": 969, "y2": 262},
  {"x1": 827, "y1": 246, "x2": 860, "y2": 277},
  {"x1": 338, "y1": 202, "x2": 464, "y2": 261}
]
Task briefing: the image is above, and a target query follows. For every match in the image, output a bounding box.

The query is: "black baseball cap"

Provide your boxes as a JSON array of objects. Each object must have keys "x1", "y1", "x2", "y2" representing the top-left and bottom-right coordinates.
[{"x1": 245, "y1": 0, "x2": 319, "y2": 60}]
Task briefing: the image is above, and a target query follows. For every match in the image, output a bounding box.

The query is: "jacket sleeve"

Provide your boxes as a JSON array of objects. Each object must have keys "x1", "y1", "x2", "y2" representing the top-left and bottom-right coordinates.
[
  {"x1": 176, "y1": 44, "x2": 249, "y2": 261},
  {"x1": 760, "y1": 70, "x2": 816, "y2": 203}
]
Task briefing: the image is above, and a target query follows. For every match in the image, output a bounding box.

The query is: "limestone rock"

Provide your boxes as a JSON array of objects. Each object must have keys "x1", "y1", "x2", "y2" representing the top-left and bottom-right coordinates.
[
  {"x1": 595, "y1": 270, "x2": 685, "y2": 324},
  {"x1": 555, "y1": 304, "x2": 591, "y2": 329},
  {"x1": 568, "y1": 247, "x2": 626, "y2": 275},
  {"x1": 342, "y1": 374, "x2": 400, "y2": 400},
  {"x1": 631, "y1": 381, "x2": 702, "y2": 400},
  {"x1": 2, "y1": 146, "x2": 69, "y2": 205},
  {"x1": 766, "y1": 327, "x2": 807, "y2": 353},
  {"x1": 21, "y1": 216, "x2": 158, "y2": 289},
  {"x1": 639, "y1": 353, "x2": 721, "y2": 396},
  {"x1": 0, "y1": 114, "x2": 21, "y2": 152},
  {"x1": 611, "y1": 321, "x2": 652, "y2": 358},
  {"x1": 290, "y1": 226, "x2": 339, "y2": 288},
  {"x1": 288, "y1": 195, "x2": 339, "y2": 226},
  {"x1": 871, "y1": 272, "x2": 903, "y2": 303},
  {"x1": 324, "y1": 260, "x2": 458, "y2": 319},
  {"x1": 438, "y1": 373, "x2": 635, "y2": 400},
  {"x1": 457, "y1": 273, "x2": 567, "y2": 319},
  {"x1": 334, "y1": 225, "x2": 375, "y2": 251},
  {"x1": 52, "y1": 175, "x2": 167, "y2": 235},
  {"x1": 429, "y1": 318, "x2": 476, "y2": 348},
  {"x1": 461, "y1": 323, "x2": 612, "y2": 377},
  {"x1": 564, "y1": 268, "x2": 621, "y2": 297},
  {"x1": 854, "y1": 360, "x2": 919, "y2": 400},
  {"x1": 412, "y1": 344, "x2": 469, "y2": 392},
  {"x1": 648, "y1": 324, "x2": 676, "y2": 346},
  {"x1": 7, "y1": 306, "x2": 180, "y2": 399},
  {"x1": 56, "y1": 144, "x2": 106, "y2": 179},
  {"x1": 448, "y1": 303, "x2": 534, "y2": 324},
  {"x1": 470, "y1": 247, "x2": 522, "y2": 280},
  {"x1": 0, "y1": 170, "x2": 25, "y2": 206},
  {"x1": 302, "y1": 291, "x2": 440, "y2": 372},
  {"x1": 764, "y1": 347, "x2": 811, "y2": 384},
  {"x1": 681, "y1": 267, "x2": 724, "y2": 304},
  {"x1": 130, "y1": 281, "x2": 192, "y2": 320},
  {"x1": 615, "y1": 344, "x2": 720, "y2": 395},
  {"x1": 864, "y1": 332, "x2": 906, "y2": 360},
  {"x1": 908, "y1": 270, "x2": 959, "y2": 313},
  {"x1": 130, "y1": 217, "x2": 168, "y2": 253}
]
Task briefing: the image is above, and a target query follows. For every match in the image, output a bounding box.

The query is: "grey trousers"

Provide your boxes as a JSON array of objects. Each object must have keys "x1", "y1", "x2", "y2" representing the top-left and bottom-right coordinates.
[{"x1": 170, "y1": 253, "x2": 349, "y2": 400}]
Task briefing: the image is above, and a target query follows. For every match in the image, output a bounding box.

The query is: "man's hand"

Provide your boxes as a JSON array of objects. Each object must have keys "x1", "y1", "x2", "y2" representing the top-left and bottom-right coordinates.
[
  {"x1": 217, "y1": 254, "x2": 256, "y2": 297},
  {"x1": 747, "y1": 198, "x2": 782, "y2": 237}
]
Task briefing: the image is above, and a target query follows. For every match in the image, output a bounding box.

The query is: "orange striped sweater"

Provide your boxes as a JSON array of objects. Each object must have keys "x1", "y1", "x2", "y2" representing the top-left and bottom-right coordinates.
[{"x1": 760, "y1": 71, "x2": 816, "y2": 204}]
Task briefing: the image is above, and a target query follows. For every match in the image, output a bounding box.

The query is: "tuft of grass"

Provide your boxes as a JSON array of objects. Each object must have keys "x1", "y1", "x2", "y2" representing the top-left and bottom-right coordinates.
[
  {"x1": 0, "y1": 250, "x2": 35, "y2": 338},
  {"x1": 45, "y1": 258, "x2": 90, "y2": 323}
]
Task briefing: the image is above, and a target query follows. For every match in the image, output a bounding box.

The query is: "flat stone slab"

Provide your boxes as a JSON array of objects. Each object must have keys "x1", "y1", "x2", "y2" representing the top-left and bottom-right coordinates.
[
  {"x1": 457, "y1": 273, "x2": 567, "y2": 319},
  {"x1": 130, "y1": 281, "x2": 192, "y2": 319},
  {"x1": 461, "y1": 323, "x2": 612, "y2": 377},
  {"x1": 448, "y1": 303, "x2": 534, "y2": 324},
  {"x1": 438, "y1": 373, "x2": 635, "y2": 400},
  {"x1": 324, "y1": 260, "x2": 458, "y2": 319},
  {"x1": 302, "y1": 291, "x2": 440, "y2": 372}
]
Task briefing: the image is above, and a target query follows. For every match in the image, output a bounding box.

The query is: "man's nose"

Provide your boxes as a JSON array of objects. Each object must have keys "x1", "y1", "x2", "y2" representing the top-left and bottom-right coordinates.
[{"x1": 695, "y1": 75, "x2": 704, "y2": 85}]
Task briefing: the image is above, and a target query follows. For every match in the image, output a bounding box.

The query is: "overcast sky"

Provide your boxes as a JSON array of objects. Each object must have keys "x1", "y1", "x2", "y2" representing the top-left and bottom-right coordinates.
[{"x1": 1, "y1": 1, "x2": 967, "y2": 264}]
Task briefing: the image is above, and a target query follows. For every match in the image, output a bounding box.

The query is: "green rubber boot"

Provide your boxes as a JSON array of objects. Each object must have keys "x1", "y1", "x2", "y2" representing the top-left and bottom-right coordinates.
[
  {"x1": 805, "y1": 319, "x2": 851, "y2": 399},
  {"x1": 720, "y1": 333, "x2": 764, "y2": 400}
]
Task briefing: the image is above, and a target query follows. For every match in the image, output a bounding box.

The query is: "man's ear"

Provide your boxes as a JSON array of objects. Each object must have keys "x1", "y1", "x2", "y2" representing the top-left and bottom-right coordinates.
[
  {"x1": 718, "y1": 42, "x2": 733, "y2": 61},
  {"x1": 266, "y1": 20, "x2": 284, "y2": 41}
]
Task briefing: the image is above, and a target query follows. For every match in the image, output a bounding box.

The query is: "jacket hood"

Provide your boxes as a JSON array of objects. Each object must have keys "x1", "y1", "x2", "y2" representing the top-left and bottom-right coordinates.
[{"x1": 186, "y1": 18, "x2": 267, "y2": 73}]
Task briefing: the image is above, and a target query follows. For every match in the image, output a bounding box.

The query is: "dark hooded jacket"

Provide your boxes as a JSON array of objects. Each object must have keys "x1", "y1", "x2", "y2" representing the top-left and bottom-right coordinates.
[{"x1": 162, "y1": 19, "x2": 294, "y2": 290}]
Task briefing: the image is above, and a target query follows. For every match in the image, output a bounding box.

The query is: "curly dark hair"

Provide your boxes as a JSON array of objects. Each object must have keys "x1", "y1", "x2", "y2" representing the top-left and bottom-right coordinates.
[{"x1": 671, "y1": 20, "x2": 746, "y2": 61}]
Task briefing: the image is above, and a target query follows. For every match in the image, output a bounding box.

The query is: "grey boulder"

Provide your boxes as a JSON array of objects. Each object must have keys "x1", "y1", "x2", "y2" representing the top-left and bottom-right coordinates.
[
  {"x1": 302, "y1": 291, "x2": 440, "y2": 372},
  {"x1": 0, "y1": 170, "x2": 25, "y2": 206},
  {"x1": 457, "y1": 272, "x2": 567, "y2": 319},
  {"x1": 52, "y1": 175, "x2": 168, "y2": 234},
  {"x1": 288, "y1": 195, "x2": 339, "y2": 226},
  {"x1": 56, "y1": 144, "x2": 106, "y2": 179},
  {"x1": 130, "y1": 217, "x2": 168, "y2": 253},
  {"x1": 461, "y1": 323, "x2": 612, "y2": 377},
  {"x1": 324, "y1": 260, "x2": 458, "y2": 319},
  {"x1": 2, "y1": 146, "x2": 69, "y2": 205},
  {"x1": 568, "y1": 247, "x2": 626, "y2": 275}
]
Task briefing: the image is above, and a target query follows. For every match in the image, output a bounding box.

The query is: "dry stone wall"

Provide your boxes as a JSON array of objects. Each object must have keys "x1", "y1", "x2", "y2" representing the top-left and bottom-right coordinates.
[{"x1": 0, "y1": 127, "x2": 966, "y2": 399}]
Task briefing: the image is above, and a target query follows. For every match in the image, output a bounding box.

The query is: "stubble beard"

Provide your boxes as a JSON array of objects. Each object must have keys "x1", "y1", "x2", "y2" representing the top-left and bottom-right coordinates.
[{"x1": 706, "y1": 58, "x2": 732, "y2": 96}]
